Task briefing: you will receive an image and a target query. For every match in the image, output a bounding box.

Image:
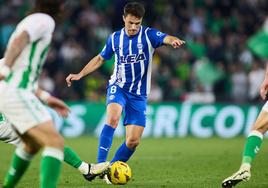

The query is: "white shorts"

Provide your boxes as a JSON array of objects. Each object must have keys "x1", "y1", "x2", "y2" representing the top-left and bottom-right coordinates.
[
  {"x1": 0, "y1": 120, "x2": 21, "y2": 146},
  {"x1": 0, "y1": 82, "x2": 52, "y2": 134}
]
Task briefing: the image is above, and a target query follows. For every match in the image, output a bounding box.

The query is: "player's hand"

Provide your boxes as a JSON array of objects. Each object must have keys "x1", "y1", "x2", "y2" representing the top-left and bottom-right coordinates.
[
  {"x1": 66, "y1": 73, "x2": 82, "y2": 87},
  {"x1": 171, "y1": 38, "x2": 185, "y2": 48},
  {"x1": 260, "y1": 78, "x2": 268, "y2": 100},
  {"x1": 46, "y1": 96, "x2": 70, "y2": 118}
]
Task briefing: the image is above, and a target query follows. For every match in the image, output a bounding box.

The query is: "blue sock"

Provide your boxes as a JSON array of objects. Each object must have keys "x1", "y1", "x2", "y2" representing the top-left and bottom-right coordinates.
[
  {"x1": 111, "y1": 142, "x2": 135, "y2": 163},
  {"x1": 97, "y1": 124, "x2": 115, "y2": 163}
]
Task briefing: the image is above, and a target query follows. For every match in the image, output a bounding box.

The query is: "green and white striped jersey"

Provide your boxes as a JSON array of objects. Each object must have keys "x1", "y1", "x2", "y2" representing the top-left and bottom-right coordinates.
[{"x1": 4, "y1": 13, "x2": 55, "y2": 92}]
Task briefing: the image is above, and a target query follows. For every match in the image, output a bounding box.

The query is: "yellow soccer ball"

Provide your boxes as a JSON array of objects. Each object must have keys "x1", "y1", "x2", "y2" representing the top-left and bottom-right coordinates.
[{"x1": 108, "y1": 161, "x2": 132, "y2": 185}]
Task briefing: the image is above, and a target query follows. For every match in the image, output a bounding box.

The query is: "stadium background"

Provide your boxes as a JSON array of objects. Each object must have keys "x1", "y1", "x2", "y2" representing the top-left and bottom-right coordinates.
[
  {"x1": 1, "y1": 0, "x2": 268, "y2": 187},
  {"x1": 1, "y1": 0, "x2": 268, "y2": 104},
  {"x1": 1, "y1": 0, "x2": 267, "y2": 138}
]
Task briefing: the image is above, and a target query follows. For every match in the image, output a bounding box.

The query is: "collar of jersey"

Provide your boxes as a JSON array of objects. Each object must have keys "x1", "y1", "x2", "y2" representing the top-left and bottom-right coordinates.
[{"x1": 124, "y1": 26, "x2": 142, "y2": 38}]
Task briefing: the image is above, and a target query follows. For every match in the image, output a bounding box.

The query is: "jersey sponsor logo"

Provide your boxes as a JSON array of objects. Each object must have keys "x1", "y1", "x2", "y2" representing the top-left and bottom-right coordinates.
[
  {"x1": 137, "y1": 43, "x2": 143, "y2": 49},
  {"x1": 119, "y1": 52, "x2": 146, "y2": 64},
  {"x1": 100, "y1": 146, "x2": 109, "y2": 151},
  {"x1": 109, "y1": 95, "x2": 115, "y2": 100}
]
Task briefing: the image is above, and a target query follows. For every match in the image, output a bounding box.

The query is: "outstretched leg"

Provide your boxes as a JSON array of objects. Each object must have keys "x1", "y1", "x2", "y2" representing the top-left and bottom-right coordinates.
[
  {"x1": 97, "y1": 103, "x2": 122, "y2": 163},
  {"x1": 222, "y1": 110, "x2": 268, "y2": 188},
  {"x1": 64, "y1": 146, "x2": 109, "y2": 181},
  {"x1": 111, "y1": 125, "x2": 144, "y2": 163}
]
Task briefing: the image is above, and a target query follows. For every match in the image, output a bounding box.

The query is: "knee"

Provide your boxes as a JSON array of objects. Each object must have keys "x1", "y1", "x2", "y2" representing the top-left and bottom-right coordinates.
[
  {"x1": 126, "y1": 138, "x2": 140, "y2": 149},
  {"x1": 24, "y1": 142, "x2": 41, "y2": 155},
  {"x1": 44, "y1": 134, "x2": 64, "y2": 150},
  {"x1": 253, "y1": 128, "x2": 265, "y2": 134},
  {"x1": 53, "y1": 135, "x2": 64, "y2": 149},
  {"x1": 251, "y1": 128, "x2": 266, "y2": 135},
  {"x1": 107, "y1": 116, "x2": 120, "y2": 128},
  {"x1": 252, "y1": 123, "x2": 267, "y2": 134}
]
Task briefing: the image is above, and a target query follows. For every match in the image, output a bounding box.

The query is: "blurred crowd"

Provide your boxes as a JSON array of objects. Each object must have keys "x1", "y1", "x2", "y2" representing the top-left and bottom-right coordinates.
[{"x1": 0, "y1": 0, "x2": 268, "y2": 104}]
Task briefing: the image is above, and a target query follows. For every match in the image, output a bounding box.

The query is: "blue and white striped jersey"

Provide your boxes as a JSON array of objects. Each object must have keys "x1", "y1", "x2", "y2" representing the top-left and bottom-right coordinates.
[{"x1": 100, "y1": 26, "x2": 167, "y2": 96}]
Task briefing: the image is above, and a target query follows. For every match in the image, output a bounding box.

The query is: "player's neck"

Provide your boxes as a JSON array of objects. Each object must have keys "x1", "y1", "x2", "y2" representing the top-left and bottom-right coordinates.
[{"x1": 124, "y1": 27, "x2": 141, "y2": 37}]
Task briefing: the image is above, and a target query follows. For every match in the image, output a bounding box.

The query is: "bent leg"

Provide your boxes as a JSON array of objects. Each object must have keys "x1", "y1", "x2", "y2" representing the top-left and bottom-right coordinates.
[
  {"x1": 97, "y1": 103, "x2": 122, "y2": 163},
  {"x1": 222, "y1": 110, "x2": 268, "y2": 188},
  {"x1": 1, "y1": 86, "x2": 64, "y2": 188},
  {"x1": 111, "y1": 125, "x2": 144, "y2": 163},
  {"x1": 24, "y1": 120, "x2": 64, "y2": 188},
  {"x1": 241, "y1": 110, "x2": 268, "y2": 165}
]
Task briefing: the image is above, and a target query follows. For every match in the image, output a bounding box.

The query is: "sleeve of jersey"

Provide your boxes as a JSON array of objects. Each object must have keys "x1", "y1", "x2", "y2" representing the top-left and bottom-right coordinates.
[
  {"x1": 21, "y1": 15, "x2": 55, "y2": 42},
  {"x1": 147, "y1": 28, "x2": 167, "y2": 49},
  {"x1": 99, "y1": 35, "x2": 114, "y2": 60}
]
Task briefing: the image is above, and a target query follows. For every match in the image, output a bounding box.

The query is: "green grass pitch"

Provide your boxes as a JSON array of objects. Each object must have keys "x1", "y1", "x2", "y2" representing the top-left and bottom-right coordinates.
[{"x1": 1, "y1": 137, "x2": 268, "y2": 188}]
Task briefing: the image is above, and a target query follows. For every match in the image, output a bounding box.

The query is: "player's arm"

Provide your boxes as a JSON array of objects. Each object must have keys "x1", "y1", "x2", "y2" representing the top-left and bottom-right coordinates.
[
  {"x1": 0, "y1": 31, "x2": 29, "y2": 80},
  {"x1": 260, "y1": 64, "x2": 268, "y2": 100},
  {"x1": 66, "y1": 54, "x2": 105, "y2": 87},
  {"x1": 66, "y1": 33, "x2": 114, "y2": 87},
  {"x1": 0, "y1": 15, "x2": 55, "y2": 81},
  {"x1": 147, "y1": 28, "x2": 185, "y2": 49},
  {"x1": 163, "y1": 35, "x2": 185, "y2": 49},
  {"x1": 36, "y1": 88, "x2": 70, "y2": 118}
]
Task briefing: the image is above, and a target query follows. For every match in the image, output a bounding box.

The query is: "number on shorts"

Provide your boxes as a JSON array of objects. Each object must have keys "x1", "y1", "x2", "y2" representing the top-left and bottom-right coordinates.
[{"x1": 110, "y1": 86, "x2": 117, "y2": 94}]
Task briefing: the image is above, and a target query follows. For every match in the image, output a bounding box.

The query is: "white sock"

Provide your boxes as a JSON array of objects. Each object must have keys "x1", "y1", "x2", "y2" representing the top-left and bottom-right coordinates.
[
  {"x1": 78, "y1": 161, "x2": 89, "y2": 175},
  {"x1": 240, "y1": 163, "x2": 251, "y2": 171},
  {"x1": 42, "y1": 147, "x2": 64, "y2": 161},
  {"x1": 16, "y1": 147, "x2": 34, "y2": 161}
]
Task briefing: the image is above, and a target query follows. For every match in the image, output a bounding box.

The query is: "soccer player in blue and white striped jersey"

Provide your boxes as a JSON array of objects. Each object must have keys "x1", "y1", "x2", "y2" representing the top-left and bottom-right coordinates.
[{"x1": 66, "y1": 2, "x2": 185, "y2": 182}]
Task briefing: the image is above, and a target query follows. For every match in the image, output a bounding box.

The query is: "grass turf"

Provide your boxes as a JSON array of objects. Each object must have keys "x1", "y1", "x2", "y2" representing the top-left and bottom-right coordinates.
[{"x1": 1, "y1": 137, "x2": 268, "y2": 188}]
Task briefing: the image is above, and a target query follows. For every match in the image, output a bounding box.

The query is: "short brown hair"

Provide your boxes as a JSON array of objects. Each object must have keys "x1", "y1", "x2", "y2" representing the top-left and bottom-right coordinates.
[
  {"x1": 123, "y1": 2, "x2": 145, "y2": 18},
  {"x1": 32, "y1": 0, "x2": 65, "y2": 20}
]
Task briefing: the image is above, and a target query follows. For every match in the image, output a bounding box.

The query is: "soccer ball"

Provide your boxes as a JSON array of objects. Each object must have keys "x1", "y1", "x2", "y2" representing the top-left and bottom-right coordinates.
[{"x1": 108, "y1": 161, "x2": 132, "y2": 185}]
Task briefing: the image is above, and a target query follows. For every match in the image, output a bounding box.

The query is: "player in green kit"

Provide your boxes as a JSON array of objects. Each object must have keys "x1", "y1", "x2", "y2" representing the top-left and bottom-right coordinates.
[
  {"x1": 222, "y1": 64, "x2": 268, "y2": 187},
  {"x1": 0, "y1": 1, "x2": 107, "y2": 187},
  {"x1": 0, "y1": 85, "x2": 109, "y2": 185}
]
